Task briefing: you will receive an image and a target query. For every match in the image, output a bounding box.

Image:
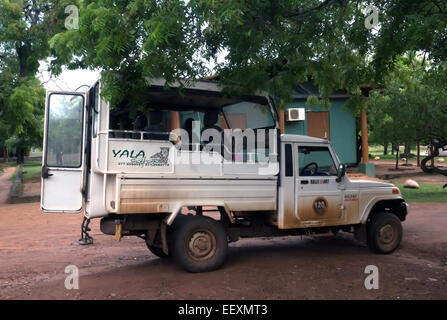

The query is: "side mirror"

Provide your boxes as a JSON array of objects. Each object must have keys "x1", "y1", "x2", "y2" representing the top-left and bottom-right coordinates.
[{"x1": 336, "y1": 163, "x2": 346, "y2": 183}]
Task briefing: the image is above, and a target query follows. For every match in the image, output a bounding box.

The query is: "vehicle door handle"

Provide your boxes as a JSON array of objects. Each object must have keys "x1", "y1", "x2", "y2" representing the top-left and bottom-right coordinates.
[
  {"x1": 301, "y1": 180, "x2": 309, "y2": 185},
  {"x1": 42, "y1": 166, "x2": 53, "y2": 179}
]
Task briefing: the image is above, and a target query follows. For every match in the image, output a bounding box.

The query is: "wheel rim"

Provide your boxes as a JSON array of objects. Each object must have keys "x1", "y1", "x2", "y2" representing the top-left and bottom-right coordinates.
[
  {"x1": 378, "y1": 223, "x2": 397, "y2": 248},
  {"x1": 187, "y1": 230, "x2": 216, "y2": 262}
]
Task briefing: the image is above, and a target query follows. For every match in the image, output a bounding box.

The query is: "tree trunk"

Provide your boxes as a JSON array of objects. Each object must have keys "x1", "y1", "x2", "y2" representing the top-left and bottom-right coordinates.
[
  {"x1": 404, "y1": 142, "x2": 411, "y2": 156},
  {"x1": 16, "y1": 146, "x2": 25, "y2": 164},
  {"x1": 391, "y1": 142, "x2": 399, "y2": 156},
  {"x1": 395, "y1": 147, "x2": 399, "y2": 170},
  {"x1": 431, "y1": 146, "x2": 435, "y2": 167},
  {"x1": 16, "y1": 147, "x2": 20, "y2": 164},
  {"x1": 383, "y1": 143, "x2": 388, "y2": 155},
  {"x1": 16, "y1": 44, "x2": 29, "y2": 78},
  {"x1": 417, "y1": 143, "x2": 420, "y2": 167}
]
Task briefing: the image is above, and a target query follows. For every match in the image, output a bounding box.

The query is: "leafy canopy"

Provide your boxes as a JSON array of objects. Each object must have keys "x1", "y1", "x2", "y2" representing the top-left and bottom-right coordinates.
[
  {"x1": 48, "y1": 0, "x2": 447, "y2": 110},
  {"x1": 0, "y1": 0, "x2": 60, "y2": 152},
  {"x1": 49, "y1": 0, "x2": 381, "y2": 107}
]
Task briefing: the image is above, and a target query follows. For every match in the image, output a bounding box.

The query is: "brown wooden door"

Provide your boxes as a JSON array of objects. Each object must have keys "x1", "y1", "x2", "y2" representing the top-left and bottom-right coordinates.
[{"x1": 307, "y1": 111, "x2": 330, "y2": 139}]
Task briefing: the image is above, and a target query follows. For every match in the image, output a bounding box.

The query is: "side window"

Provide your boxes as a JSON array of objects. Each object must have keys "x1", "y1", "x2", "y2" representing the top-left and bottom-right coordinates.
[
  {"x1": 298, "y1": 146, "x2": 337, "y2": 176},
  {"x1": 109, "y1": 108, "x2": 171, "y2": 140},
  {"x1": 46, "y1": 94, "x2": 84, "y2": 168},
  {"x1": 142, "y1": 109, "x2": 171, "y2": 140}
]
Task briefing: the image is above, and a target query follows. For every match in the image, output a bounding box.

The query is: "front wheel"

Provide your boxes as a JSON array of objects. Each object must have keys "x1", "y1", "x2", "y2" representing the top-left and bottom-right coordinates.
[
  {"x1": 171, "y1": 215, "x2": 228, "y2": 273},
  {"x1": 367, "y1": 212, "x2": 403, "y2": 254}
]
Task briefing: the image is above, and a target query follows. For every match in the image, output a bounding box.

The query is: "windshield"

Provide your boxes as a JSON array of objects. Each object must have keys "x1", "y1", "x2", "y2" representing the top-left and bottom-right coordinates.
[{"x1": 222, "y1": 101, "x2": 275, "y2": 130}]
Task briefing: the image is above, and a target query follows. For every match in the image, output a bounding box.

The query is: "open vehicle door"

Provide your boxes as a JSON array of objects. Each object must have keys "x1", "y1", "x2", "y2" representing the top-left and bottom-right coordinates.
[{"x1": 41, "y1": 91, "x2": 87, "y2": 213}]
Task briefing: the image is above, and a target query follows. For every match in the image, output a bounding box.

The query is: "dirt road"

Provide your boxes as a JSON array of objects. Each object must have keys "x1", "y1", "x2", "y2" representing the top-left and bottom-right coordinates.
[
  {"x1": 0, "y1": 198, "x2": 446, "y2": 300},
  {"x1": 0, "y1": 167, "x2": 15, "y2": 204}
]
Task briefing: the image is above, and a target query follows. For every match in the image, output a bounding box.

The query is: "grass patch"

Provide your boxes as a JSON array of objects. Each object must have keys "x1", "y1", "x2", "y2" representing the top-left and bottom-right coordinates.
[
  {"x1": 8, "y1": 164, "x2": 41, "y2": 183},
  {"x1": 6, "y1": 160, "x2": 41, "y2": 167},
  {"x1": 21, "y1": 165, "x2": 41, "y2": 183},
  {"x1": 396, "y1": 183, "x2": 447, "y2": 202},
  {"x1": 5, "y1": 161, "x2": 42, "y2": 182}
]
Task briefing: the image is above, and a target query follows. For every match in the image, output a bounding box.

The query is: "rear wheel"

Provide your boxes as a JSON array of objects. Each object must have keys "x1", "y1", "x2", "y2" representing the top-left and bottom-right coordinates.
[
  {"x1": 367, "y1": 212, "x2": 402, "y2": 254},
  {"x1": 171, "y1": 215, "x2": 228, "y2": 273},
  {"x1": 145, "y1": 215, "x2": 190, "y2": 258}
]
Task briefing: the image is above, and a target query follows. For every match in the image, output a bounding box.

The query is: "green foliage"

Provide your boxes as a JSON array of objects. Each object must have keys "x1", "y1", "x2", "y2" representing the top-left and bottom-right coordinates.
[
  {"x1": 0, "y1": 1, "x2": 56, "y2": 155},
  {"x1": 0, "y1": 0, "x2": 56, "y2": 77},
  {"x1": 366, "y1": 56, "x2": 447, "y2": 150},
  {"x1": 48, "y1": 0, "x2": 381, "y2": 108},
  {"x1": 1, "y1": 0, "x2": 444, "y2": 159},
  {"x1": 6, "y1": 78, "x2": 45, "y2": 136},
  {"x1": 191, "y1": 0, "x2": 376, "y2": 106},
  {"x1": 46, "y1": 0, "x2": 447, "y2": 118},
  {"x1": 21, "y1": 164, "x2": 42, "y2": 182},
  {"x1": 1, "y1": 77, "x2": 45, "y2": 152},
  {"x1": 49, "y1": 0, "x2": 204, "y2": 108},
  {"x1": 371, "y1": 0, "x2": 447, "y2": 76},
  {"x1": 41, "y1": 0, "x2": 445, "y2": 111}
]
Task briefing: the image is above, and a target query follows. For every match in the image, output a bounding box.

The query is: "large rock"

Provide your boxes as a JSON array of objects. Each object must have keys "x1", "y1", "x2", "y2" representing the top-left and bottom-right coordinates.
[{"x1": 403, "y1": 179, "x2": 419, "y2": 189}]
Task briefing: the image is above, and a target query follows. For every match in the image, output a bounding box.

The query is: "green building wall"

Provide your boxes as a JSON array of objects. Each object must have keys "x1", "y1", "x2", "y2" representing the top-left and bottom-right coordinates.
[{"x1": 284, "y1": 99, "x2": 357, "y2": 164}]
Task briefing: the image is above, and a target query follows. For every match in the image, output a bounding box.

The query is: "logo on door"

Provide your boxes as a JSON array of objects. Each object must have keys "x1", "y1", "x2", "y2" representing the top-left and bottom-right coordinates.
[{"x1": 313, "y1": 197, "x2": 328, "y2": 216}]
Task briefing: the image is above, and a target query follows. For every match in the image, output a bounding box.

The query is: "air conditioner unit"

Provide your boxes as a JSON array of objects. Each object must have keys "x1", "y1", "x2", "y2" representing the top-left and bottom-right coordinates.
[{"x1": 286, "y1": 108, "x2": 305, "y2": 121}]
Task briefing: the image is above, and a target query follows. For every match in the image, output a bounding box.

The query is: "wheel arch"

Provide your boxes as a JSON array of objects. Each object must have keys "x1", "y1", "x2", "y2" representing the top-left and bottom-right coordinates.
[
  {"x1": 165, "y1": 202, "x2": 234, "y2": 226},
  {"x1": 361, "y1": 198, "x2": 408, "y2": 224}
]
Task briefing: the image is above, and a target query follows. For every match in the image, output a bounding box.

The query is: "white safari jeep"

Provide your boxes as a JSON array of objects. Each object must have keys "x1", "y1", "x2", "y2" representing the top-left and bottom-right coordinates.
[{"x1": 41, "y1": 79, "x2": 408, "y2": 272}]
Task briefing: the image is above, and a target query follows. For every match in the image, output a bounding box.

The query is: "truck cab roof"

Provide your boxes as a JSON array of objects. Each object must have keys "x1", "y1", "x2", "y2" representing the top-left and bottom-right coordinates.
[{"x1": 280, "y1": 134, "x2": 330, "y2": 144}]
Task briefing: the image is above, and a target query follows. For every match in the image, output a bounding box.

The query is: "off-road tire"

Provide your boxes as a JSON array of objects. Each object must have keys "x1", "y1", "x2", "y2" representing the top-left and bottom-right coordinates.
[
  {"x1": 171, "y1": 215, "x2": 228, "y2": 273},
  {"x1": 367, "y1": 212, "x2": 402, "y2": 254}
]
